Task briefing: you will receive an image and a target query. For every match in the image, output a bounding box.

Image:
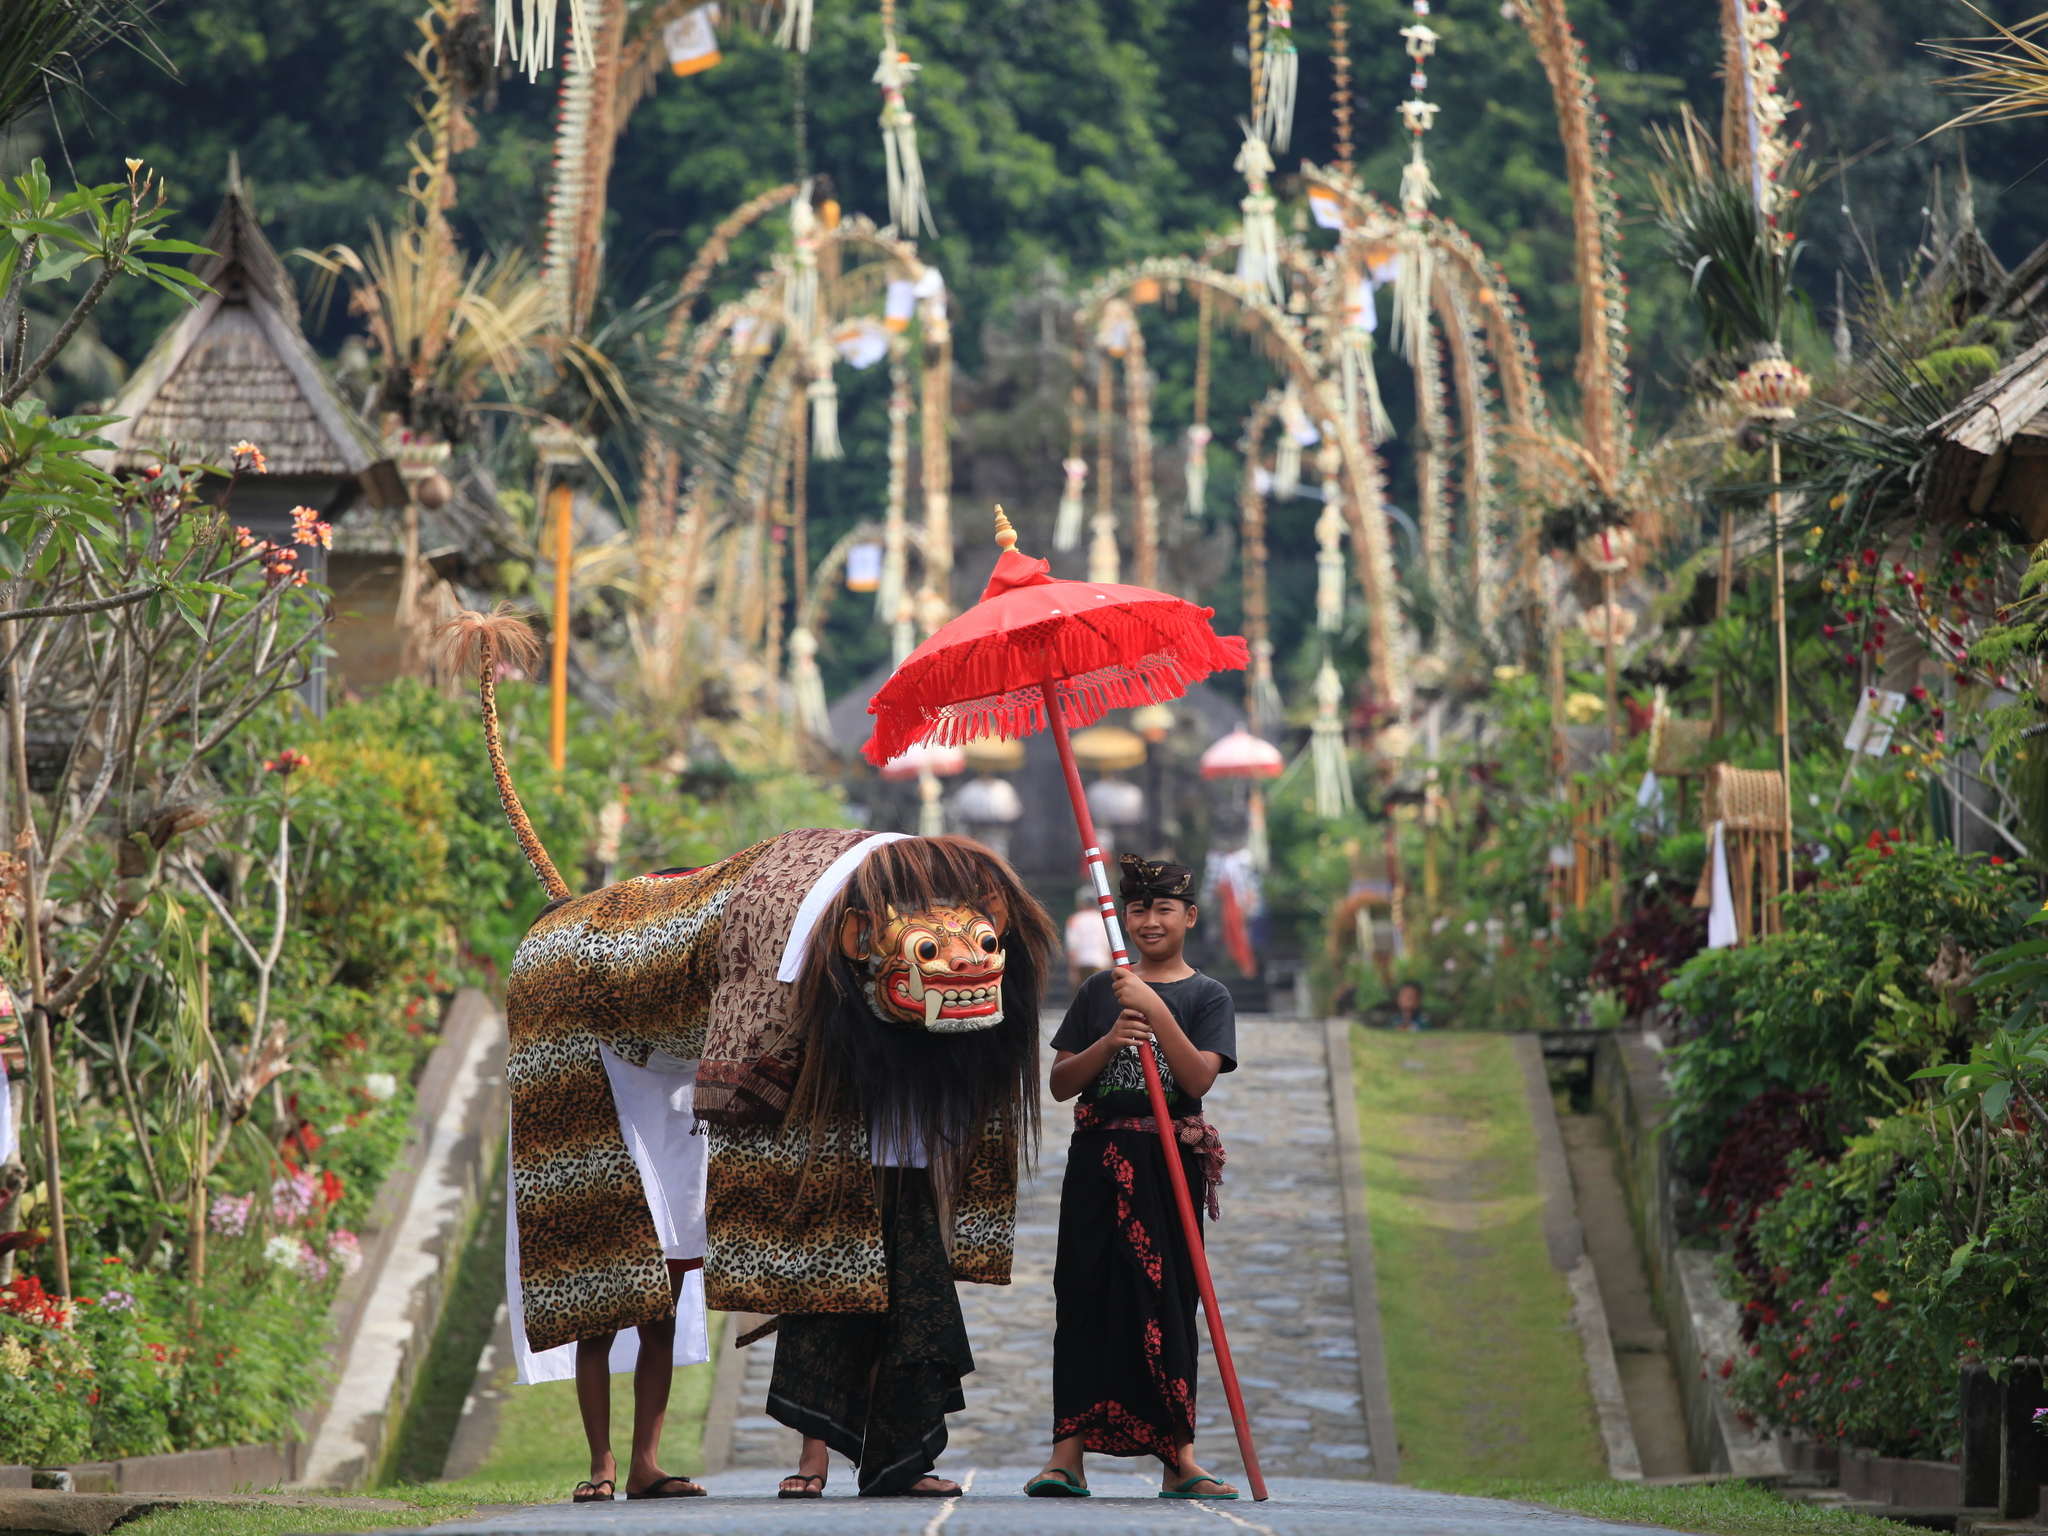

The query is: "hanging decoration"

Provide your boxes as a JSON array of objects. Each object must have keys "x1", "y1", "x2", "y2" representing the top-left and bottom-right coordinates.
[
  {"x1": 774, "y1": 0, "x2": 814, "y2": 53},
  {"x1": 807, "y1": 335, "x2": 842, "y2": 459},
  {"x1": 663, "y1": 4, "x2": 723, "y2": 75},
  {"x1": 493, "y1": 0, "x2": 592, "y2": 82},
  {"x1": 789, "y1": 626, "x2": 831, "y2": 738},
  {"x1": 1391, "y1": 3, "x2": 1440, "y2": 365},
  {"x1": 877, "y1": 340, "x2": 912, "y2": 621},
  {"x1": 1057, "y1": 454, "x2": 1089, "y2": 553},
  {"x1": 1275, "y1": 386, "x2": 1315, "y2": 501},
  {"x1": 1089, "y1": 310, "x2": 1128, "y2": 584},
  {"x1": 1256, "y1": 1, "x2": 1298, "y2": 153},
  {"x1": 785, "y1": 186, "x2": 820, "y2": 346},
  {"x1": 1234, "y1": 126, "x2": 1283, "y2": 305},
  {"x1": 1312, "y1": 661, "x2": 1354, "y2": 818},
  {"x1": 1056, "y1": 350, "x2": 1089, "y2": 550},
  {"x1": 1315, "y1": 499, "x2": 1345, "y2": 635},
  {"x1": 1184, "y1": 288, "x2": 1215, "y2": 518},
  {"x1": 875, "y1": 4, "x2": 935, "y2": 239},
  {"x1": 1339, "y1": 262, "x2": 1394, "y2": 444}
]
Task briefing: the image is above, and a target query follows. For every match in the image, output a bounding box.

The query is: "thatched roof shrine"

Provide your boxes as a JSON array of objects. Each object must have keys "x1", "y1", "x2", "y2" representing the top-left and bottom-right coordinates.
[{"x1": 98, "y1": 168, "x2": 401, "y2": 512}]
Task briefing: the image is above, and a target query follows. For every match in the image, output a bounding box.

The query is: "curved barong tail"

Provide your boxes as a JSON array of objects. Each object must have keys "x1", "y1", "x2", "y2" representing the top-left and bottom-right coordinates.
[{"x1": 439, "y1": 607, "x2": 572, "y2": 902}]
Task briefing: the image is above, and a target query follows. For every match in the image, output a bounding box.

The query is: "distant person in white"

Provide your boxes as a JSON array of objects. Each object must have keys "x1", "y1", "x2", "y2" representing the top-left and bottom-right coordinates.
[{"x1": 1065, "y1": 888, "x2": 1113, "y2": 990}]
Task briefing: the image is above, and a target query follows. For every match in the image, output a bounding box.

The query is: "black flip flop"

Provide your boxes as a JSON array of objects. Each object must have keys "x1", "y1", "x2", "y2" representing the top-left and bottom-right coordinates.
[
  {"x1": 778, "y1": 1473, "x2": 827, "y2": 1500},
  {"x1": 627, "y1": 1475, "x2": 706, "y2": 1499},
  {"x1": 569, "y1": 1479, "x2": 614, "y2": 1504}
]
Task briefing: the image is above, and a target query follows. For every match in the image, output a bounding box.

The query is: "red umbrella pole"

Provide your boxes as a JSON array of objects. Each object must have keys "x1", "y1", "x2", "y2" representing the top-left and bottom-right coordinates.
[{"x1": 1045, "y1": 682, "x2": 1270, "y2": 1501}]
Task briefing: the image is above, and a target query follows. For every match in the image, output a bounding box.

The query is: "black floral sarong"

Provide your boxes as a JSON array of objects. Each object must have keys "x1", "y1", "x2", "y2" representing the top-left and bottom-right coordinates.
[
  {"x1": 767, "y1": 1168, "x2": 972, "y2": 1494},
  {"x1": 1050, "y1": 1121, "x2": 1206, "y2": 1465}
]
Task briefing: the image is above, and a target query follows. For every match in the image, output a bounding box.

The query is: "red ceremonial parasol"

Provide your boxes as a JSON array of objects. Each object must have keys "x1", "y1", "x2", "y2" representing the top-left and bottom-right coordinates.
[{"x1": 865, "y1": 509, "x2": 1268, "y2": 1500}]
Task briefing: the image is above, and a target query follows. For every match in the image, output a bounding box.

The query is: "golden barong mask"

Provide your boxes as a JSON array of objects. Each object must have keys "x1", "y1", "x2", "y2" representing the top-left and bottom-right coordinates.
[{"x1": 838, "y1": 900, "x2": 1008, "y2": 1033}]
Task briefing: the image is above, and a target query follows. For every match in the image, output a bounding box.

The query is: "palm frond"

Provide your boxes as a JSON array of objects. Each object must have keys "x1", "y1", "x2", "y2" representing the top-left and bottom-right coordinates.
[
  {"x1": 1925, "y1": 6, "x2": 2048, "y2": 134},
  {"x1": 0, "y1": 0, "x2": 165, "y2": 132},
  {"x1": 1647, "y1": 106, "x2": 1809, "y2": 359}
]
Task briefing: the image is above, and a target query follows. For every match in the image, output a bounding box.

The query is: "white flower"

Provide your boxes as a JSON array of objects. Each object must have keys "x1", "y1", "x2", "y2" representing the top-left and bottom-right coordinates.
[
  {"x1": 363, "y1": 1072, "x2": 398, "y2": 1103},
  {"x1": 327, "y1": 1230, "x2": 363, "y2": 1277},
  {"x1": 1462, "y1": 920, "x2": 1479, "y2": 936},
  {"x1": 264, "y1": 1234, "x2": 302, "y2": 1270}
]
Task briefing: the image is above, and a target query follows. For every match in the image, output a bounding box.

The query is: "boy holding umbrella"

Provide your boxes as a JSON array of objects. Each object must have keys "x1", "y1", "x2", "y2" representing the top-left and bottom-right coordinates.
[{"x1": 1028, "y1": 854, "x2": 1238, "y2": 1500}]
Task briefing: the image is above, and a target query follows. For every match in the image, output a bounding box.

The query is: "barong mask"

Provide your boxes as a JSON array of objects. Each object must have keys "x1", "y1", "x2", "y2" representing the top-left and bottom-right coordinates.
[{"x1": 839, "y1": 900, "x2": 1008, "y2": 1033}]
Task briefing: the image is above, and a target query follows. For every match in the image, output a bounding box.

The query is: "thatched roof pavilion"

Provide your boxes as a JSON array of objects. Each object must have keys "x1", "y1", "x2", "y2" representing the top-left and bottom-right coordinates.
[{"x1": 97, "y1": 166, "x2": 402, "y2": 518}]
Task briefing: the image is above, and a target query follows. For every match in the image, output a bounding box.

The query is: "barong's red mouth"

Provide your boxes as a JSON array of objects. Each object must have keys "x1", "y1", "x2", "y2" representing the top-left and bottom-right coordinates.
[{"x1": 886, "y1": 970, "x2": 1003, "y2": 1021}]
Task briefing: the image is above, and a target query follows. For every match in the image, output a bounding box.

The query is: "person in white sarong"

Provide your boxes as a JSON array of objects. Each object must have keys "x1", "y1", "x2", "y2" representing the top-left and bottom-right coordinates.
[{"x1": 505, "y1": 1050, "x2": 710, "y2": 1502}]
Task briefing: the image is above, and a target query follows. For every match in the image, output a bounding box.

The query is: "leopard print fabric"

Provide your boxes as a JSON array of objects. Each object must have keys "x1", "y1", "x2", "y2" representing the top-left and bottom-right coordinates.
[
  {"x1": 506, "y1": 840, "x2": 773, "y2": 1354},
  {"x1": 505, "y1": 829, "x2": 1018, "y2": 1352},
  {"x1": 705, "y1": 1114, "x2": 1016, "y2": 1317}
]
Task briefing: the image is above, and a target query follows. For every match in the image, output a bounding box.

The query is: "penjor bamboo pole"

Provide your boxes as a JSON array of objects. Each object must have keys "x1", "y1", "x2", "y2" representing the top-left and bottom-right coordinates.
[
  {"x1": 1712, "y1": 502, "x2": 1735, "y2": 734},
  {"x1": 1771, "y1": 438, "x2": 1794, "y2": 895},
  {"x1": 548, "y1": 478, "x2": 574, "y2": 773}
]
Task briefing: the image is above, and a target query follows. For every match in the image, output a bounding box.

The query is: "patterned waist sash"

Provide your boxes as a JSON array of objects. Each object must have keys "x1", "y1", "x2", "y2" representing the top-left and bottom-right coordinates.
[{"x1": 1073, "y1": 1100, "x2": 1227, "y2": 1219}]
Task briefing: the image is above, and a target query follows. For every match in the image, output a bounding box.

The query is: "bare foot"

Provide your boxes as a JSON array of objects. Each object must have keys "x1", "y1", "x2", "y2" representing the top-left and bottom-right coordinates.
[{"x1": 909, "y1": 1474, "x2": 962, "y2": 1495}]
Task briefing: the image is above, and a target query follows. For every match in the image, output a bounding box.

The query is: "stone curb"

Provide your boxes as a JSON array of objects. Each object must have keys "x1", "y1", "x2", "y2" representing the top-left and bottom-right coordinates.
[
  {"x1": 699, "y1": 1314, "x2": 765, "y2": 1478},
  {"x1": 1513, "y1": 1034, "x2": 1642, "y2": 1482},
  {"x1": 0, "y1": 1489, "x2": 410, "y2": 1536},
  {"x1": 297, "y1": 987, "x2": 508, "y2": 1488},
  {"x1": 1322, "y1": 1016, "x2": 1400, "y2": 1483},
  {"x1": 439, "y1": 1302, "x2": 515, "y2": 1483}
]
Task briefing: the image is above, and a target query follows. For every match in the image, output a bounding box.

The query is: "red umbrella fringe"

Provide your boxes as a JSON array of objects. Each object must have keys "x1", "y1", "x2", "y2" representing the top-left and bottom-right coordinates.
[{"x1": 865, "y1": 607, "x2": 1247, "y2": 764}]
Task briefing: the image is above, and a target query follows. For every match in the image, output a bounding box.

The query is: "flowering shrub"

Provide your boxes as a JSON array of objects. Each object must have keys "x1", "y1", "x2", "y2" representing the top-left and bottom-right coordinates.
[
  {"x1": 1588, "y1": 895, "x2": 1706, "y2": 1019},
  {"x1": 1723, "y1": 1123, "x2": 2048, "y2": 1460},
  {"x1": 1662, "y1": 839, "x2": 2021, "y2": 1182}
]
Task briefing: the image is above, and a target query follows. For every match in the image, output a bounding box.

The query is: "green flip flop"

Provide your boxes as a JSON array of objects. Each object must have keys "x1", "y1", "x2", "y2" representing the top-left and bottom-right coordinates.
[
  {"x1": 1160, "y1": 1474, "x2": 1239, "y2": 1499},
  {"x1": 1025, "y1": 1468, "x2": 1091, "y2": 1498}
]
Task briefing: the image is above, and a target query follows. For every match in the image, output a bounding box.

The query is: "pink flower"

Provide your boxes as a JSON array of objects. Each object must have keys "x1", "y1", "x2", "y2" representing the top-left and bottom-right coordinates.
[
  {"x1": 271, "y1": 1170, "x2": 316, "y2": 1225},
  {"x1": 289, "y1": 505, "x2": 333, "y2": 550},
  {"x1": 209, "y1": 1192, "x2": 253, "y2": 1236},
  {"x1": 327, "y1": 1230, "x2": 363, "y2": 1277}
]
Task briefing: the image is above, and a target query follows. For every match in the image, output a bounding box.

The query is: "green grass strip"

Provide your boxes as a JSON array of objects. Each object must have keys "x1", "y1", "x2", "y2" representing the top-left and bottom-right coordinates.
[
  {"x1": 1352, "y1": 1026, "x2": 1606, "y2": 1484},
  {"x1": 1427, "y1": 1477, "x2": 1929, "y2": 1536}
]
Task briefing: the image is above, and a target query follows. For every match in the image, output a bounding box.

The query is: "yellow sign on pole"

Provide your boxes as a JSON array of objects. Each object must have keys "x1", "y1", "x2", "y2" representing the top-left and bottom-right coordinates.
[{"x1": 549, "y1": 480, "x2": 574, "y2": 772}]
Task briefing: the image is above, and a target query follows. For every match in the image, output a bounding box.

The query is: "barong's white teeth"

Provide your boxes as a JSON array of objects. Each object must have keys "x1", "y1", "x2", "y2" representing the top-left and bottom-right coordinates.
[{"x1": 924, "y1": 985, "x2": 945, "y2": 1027}]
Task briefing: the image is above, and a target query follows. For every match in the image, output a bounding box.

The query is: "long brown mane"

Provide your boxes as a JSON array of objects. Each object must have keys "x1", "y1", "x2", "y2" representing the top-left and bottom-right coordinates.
[{"x1": 787, "y1": 835, "x2": 1055, "y2": 1173}]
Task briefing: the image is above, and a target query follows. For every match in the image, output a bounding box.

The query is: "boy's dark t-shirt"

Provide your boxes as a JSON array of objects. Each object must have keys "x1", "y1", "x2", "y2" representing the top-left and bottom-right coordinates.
[{"x1": 1050, "y1": 970, "x2": 1238, "y2": 1116}]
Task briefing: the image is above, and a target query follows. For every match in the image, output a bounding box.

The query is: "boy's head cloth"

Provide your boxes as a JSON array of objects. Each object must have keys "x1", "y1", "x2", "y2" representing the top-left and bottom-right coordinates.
[{"x1": 1118, "y1": 854, "x2": 1194, "y2": 903}]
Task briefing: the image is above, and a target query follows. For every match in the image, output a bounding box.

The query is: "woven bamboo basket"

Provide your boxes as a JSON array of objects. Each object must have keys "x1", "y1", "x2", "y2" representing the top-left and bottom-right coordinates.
[{"x1": 1692, "y1": 764, "x2": 1788, "y2": 943}]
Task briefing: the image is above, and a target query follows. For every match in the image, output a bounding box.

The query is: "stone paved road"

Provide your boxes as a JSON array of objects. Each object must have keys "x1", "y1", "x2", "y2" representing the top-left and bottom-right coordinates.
[
  {"x1": 407, "y1": 1466, "x2": 1688, "y2": 1535},
  {"x1": 724, "y1": 1016, "x2": 1371, "y2": 1481}
]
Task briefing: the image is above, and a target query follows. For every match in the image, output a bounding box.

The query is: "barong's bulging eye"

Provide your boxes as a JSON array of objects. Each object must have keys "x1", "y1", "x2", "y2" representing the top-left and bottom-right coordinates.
[
  {"x1": 917, "y1": 938, "x2": 939, "y2": 961},
  {"x1": 980, "y1": 933, "x2": 998, "y2": 953}
]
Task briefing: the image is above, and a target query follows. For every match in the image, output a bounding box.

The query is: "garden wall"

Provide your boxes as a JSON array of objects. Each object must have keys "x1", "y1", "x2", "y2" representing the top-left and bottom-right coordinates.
[{"x1": 1592, "y1": 1031, "x2": 1785, "y2": 1480}]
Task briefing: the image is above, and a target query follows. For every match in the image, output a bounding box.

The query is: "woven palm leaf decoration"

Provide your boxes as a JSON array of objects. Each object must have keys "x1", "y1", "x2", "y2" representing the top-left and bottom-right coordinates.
[{"x1": 874, "y1": 2, "x2": 935, "y2": 239}]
